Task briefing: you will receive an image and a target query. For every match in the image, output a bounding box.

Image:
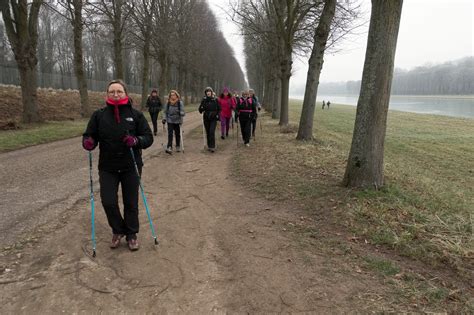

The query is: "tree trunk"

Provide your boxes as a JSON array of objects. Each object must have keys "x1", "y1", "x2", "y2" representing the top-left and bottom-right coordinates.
[
  {"x1": 343, "y1": 0, "x2": 403, "y2": 189},
  {"x1": 158, "y1": 51, "x2": 168, "y2": 97},
  {"x1": 19, "y1": 65, "x2": 41, "y2": 123},
  {"x1": 272, "y1": 73, "x2": 281, "y2": 119},
  {"x1": 140, "y1": 37, "x2": 150, "y2": 110},
  {"x1": 264, "y1": 77, "x2": 274, "y2": 110},
  {"x1": 1, "y1": 0, "x2": 43, "y2": 123},
  {"x1": 296, "y1": 0, "x2": 336, "y2": 141},
  {"x1": 112, "y1": 0, "x2": 124, "y2": 80},
  {"x1": 71, "y1": 0, "x2": 89, "y2": 117},
  {"x1": 279, "y1": 48, "x2": 292, "y2": 126}
]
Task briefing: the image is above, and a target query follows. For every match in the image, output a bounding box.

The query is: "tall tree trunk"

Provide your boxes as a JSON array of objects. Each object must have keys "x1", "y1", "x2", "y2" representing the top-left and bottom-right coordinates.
[
  {"x1": 279, "y1": 46, "x2": 292, "y2": 126},
  {"x1": 272, "y1": 73, "x2": 281, "y2": 119},
  {"x1": 1, "y1": 0, "x2": 43, "y2": 123},
  {"x1": 71, "y1": 0, "x2": 89, "y2": 117},
  {"x1": 112, "y1": 0, "x2": 124, "y2": 80},
  {"x1": 18, "y1": 65, "x2": 41, "y2": 122},
  {"x1": 140, "y1": 37, "x2": 150, "y2": 110},
  {"x1": 343, "y1": 0, "x2": 403, "y2": 189},
  {"x1": 264, "y1": 77, "x2": 274, "y2": 110},
  {"x1": 158, "y1": 51, "x2": 168, "y2": 97},
  {"x1": 296, "y1": 0, "x2": 336, "y2": 140}
]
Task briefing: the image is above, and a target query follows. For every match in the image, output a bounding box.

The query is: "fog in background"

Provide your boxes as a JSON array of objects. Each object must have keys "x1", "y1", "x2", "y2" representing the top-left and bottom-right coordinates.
[{"x1": 208, "y1": 0, "x2": 473, "y2": 96}]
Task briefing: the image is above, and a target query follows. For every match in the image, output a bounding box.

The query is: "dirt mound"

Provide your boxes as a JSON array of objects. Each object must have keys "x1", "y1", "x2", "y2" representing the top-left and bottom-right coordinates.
[{"x1": 0, "y1": 85, "x2": 143, "y2": 129}]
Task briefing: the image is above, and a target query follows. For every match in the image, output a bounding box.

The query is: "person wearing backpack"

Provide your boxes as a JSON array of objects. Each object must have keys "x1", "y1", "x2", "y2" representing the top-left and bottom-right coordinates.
[
  {"x1": 236, "y1": 90, "x2": 256, "y2": 146},
  {"x1": 198, "y1": 87, "x2": 221, "y2": 152},
  {"x1": 82, "y1": 79, "x2": 153, "y2": 251},
  {"x1": 162, "y1": 90, "x2": 185, "y2": 154},
  {"x1": 146, "y1": 89, "x2": 163, "y2": 136},
  {"x1": 248, "y1": 89, "x2": 261, "y2": 138}
]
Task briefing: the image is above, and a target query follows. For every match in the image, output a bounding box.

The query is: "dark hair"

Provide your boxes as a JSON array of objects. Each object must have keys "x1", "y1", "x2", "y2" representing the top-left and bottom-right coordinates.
[{"x1": 107, "y1": 79, "x2": 128, "y2": 95}]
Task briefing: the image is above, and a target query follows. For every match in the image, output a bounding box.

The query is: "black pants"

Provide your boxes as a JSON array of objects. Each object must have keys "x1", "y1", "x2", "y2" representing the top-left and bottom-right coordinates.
[
  {"x1": 150, "y1": 111, "x2": 160, "y2": 135},
  {"x1": 167, "y1": 123, "x2": 181, "y2": 149},
  {"x1": 99, "y1": 168, "x2": 140, "y2": 240},
  {"x1": 203, "y1": 119, "x2": 217, "y2": 149},
  {"x1": 239, "y1": 116, "x2": 251, "y2": 144}
]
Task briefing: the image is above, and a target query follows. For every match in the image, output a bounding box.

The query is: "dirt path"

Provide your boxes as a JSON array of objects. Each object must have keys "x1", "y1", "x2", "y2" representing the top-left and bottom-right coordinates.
[{"x1": 1, "y1": 112, "x2": 402, "y2": 313}]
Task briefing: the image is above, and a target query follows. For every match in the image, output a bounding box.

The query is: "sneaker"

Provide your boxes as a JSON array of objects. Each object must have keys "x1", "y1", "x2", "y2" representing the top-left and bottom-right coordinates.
[
  {"x1": 210, "y1": 148, "x2": 215, "y2": 153},
  {"x1": 226, "y1": 133, "x2": 229, "y2": 137},
  {"x1": 176, "y1": 146, "x2": 181, "y2": 152},
  {"x1": 128, "y1": 238, "x2": 139, "y2": 251},
  {"x1": 165, "y1": 147, "x2": 172, "y2": 154},
  {"x1": 110, "y1": 234, "x2": 124, "y2": 249},
  {"x1": 245, "y1": 143, "x2": 250, "y2": 147},
  {"x1": 221, "y1": 135, "x2": 225, "y2": 140}
]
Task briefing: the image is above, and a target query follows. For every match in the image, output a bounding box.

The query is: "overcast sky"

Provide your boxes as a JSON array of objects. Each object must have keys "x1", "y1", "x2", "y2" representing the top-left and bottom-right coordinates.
[{"x1": 208, "y1": 0, "x2": 473, "y2": 95}]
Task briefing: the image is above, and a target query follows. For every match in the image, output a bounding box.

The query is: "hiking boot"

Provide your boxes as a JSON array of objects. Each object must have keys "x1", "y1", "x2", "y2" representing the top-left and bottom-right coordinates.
[
  {"x1": 110, "y1": 234, "x2": 124, "y2": 249},
  {"x1": 128, "y1": 238, "x2": 139, "y2": 251},
  {"x1": 165, "y1": 147, "x2": 172, "y2": 154},
  {"x1": 226, "y1": 133, "x2": 229, "y2": 137},
  {"x1": 221, "y1": 135, "x2": 225, "y2": 140},
  {"x1": 153, "y1": 131, "x2": 157, "y2": 136},
  {"x1": 210, "y1": 148, "x2": 215, "y2": 153},
  {"x1": 176, "y1": 146, "x2": 181, "y2": 152}
]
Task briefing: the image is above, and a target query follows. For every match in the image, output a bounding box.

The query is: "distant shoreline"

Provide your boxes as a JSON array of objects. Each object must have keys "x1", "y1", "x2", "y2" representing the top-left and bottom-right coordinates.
[{"x1": 290, "y1": 93, "x2": 474, "y2": 100}]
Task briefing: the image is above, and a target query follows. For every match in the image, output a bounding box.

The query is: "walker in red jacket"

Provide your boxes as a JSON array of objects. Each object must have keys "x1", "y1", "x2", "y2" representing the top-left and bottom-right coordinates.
[{"x1": 217, "y1": 87, "x2": 236, "y2": 139}]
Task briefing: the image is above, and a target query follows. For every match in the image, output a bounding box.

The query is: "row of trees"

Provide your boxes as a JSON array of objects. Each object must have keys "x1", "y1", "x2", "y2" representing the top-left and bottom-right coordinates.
[
  {"x1": 234, "y1": 0, "x2": 403, "y2": 189},
  {"x1": 0, "y1": 0, "x2": 246, "y2": 122},
  {"x1": 2, "y1": 0, "x2": 405, "y2": 189}
]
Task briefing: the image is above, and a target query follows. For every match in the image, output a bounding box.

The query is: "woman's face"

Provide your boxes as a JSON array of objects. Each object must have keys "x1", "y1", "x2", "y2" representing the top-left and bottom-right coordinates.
[
  {"x1": 170, "y1": 92, "x2": 177, "y2": 101},
  {"x1": 206, "y1": 90, "x2": 212, "y2": 97},
  {"x1": 223, "y1": 91, "x2": 229, "y2": 96},
  {"x1": 108, "y1": 83, "x2": 126, "y2": 101},
  {"x1": 151, "y1": 91, "x2": 157, "y2": 97}
]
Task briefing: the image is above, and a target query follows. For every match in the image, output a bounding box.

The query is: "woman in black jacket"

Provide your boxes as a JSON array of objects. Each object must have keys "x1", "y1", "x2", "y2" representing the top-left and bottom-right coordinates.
[
  {"x1": 198, "y1": 87, "x2": 221, "y2": 152},
  {"x1": 146, "y1": 89, "x2": 162, "y2": 136},
  {"x1": 82, "y1": 79, "x2": 153, "y2": 251}
]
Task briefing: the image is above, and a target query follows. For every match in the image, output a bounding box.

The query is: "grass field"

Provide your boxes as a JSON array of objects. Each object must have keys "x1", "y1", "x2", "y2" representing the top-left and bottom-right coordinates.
[
  {"x1": 0, "y1": 104, "x2": 197, "y2": 152},
  {"x1": 233, "y1": 100, "x2": 473, "y2": 277}
]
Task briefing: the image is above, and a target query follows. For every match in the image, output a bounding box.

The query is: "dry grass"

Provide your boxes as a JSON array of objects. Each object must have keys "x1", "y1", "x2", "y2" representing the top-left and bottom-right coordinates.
[{"x1": 231, "y1": 101, "x2": 473, "y2": 311}]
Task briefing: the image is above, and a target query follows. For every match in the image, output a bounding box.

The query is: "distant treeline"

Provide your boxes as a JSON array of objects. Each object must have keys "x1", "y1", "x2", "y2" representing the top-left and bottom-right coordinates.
[{"x1": 319, "y1": 57, "x2": 474, "y2": 95}]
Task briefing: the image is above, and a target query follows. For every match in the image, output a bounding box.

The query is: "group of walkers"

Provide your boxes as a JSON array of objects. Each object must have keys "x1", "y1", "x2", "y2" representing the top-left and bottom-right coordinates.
[
  {"x1": 82, "y1": 79, "x2": 261, "y2": 251},
  {"x1": 198, "y1": 86, "x2": 261, "y2": 152}
]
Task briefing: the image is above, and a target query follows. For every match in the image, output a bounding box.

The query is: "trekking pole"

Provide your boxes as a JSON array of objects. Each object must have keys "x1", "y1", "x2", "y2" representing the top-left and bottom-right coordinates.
[
  {"x1": 88, "y1": 151, "x2": 97, "y2": 257},
  {"x1": 180, "y1": 123, "x2": 184, "y2": 153},
  {"x1": 202, "y1": 120, "x2": 206, "y2": 150},
  {"x1": 161, "y1": 121, "x2": 166, "y2": 149},
  {"x1": 129, "y1": 147, "x2": 159, "y2": 245},
  {"x1": 236, "y1": 120, "x2": 239, "y2": 146}
]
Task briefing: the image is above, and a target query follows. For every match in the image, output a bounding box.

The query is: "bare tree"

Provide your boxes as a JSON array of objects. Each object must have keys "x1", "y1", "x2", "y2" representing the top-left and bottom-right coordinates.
[
  {"x1": 61, "y1": 0, "x2": 89, "y2": 117},
  {"x1": 127, "y1": 0, "x2": 155, "y2": 109},
  {"x1": 88, "y1": 0, "x2": 132, "y2": 80},
  {"x1": 343, "y1": 0, "x2": 403, "y2": 189},
  {"x1": 296, "y1": 0, "x2": 336, "y2": 140},
  {"x1": 1, "y1": 0, "x2": 43, "y2": 123}
]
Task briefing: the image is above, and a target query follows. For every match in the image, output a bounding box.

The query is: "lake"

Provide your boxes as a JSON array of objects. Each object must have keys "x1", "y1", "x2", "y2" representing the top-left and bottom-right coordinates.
[{"x1": 294, "y1": 95, "x2": 474, "y2": 119}]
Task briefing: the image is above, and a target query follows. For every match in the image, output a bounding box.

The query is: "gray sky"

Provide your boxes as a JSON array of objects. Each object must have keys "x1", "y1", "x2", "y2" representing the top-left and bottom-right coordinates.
[{"x1": 208, "y1": 0, "x2": 473, "y2": 94}]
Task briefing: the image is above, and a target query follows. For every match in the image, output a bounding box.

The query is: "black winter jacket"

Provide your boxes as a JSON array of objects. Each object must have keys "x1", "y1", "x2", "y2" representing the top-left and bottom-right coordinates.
[
  {"x1": 83, "y1": 103, "x2": 153, "y2": 171},
  {"x1": 146, "y1": 96, "x2": 162, "y2": 114},
  {"x1": 198, "y1": 96, "x2": 221, "y2": 121}
]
